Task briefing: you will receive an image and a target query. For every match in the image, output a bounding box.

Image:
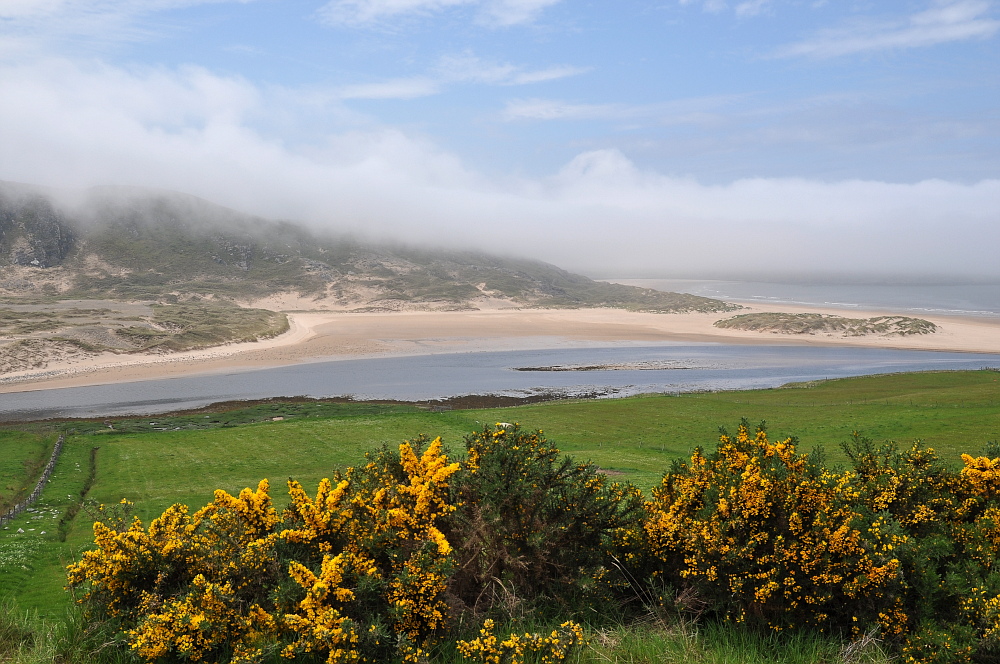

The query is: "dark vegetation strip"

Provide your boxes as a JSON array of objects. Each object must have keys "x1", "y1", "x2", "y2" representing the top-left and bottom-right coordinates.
[
  {"x1": 0, "y1": 434, "x2": 64, "y2": 528},
  {"x1": 52, "y1": 394, "x2": 568, "y2": 435},
  {"x1": 57, "y1": 446, "x2": 99, "y2": 542}
]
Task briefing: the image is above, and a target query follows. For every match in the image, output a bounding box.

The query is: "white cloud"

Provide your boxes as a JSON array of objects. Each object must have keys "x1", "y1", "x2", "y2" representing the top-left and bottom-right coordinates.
[
  {"x1": 434, "y1": 53, "x2": 517, "y2": 83},
  {"x1": 435, "y1": 53, "x2": 585, "y2": 85},
  {"x1": 678, "y1": 0, "x2": 729, "y2": 14},
  {"x1": 777, "y1": 0, "x2": 1000, "y2": 58},
  {"x1": 735, "y1": 0, "x2": 770, "y2": 17},
  {"x1": 338, "y1": 77, "x2": 441, "y2": 99},
  {"x1": 502, "y1": 95, "x2": 743, "y2": 124},
  {"x1": 503, "y1": 98, "x2": 626, "y2": 121},
  {"x1": 318, "y1": 0, "x2": 474, "y2": 27},
  {"x1": 0, "y1": 0, "x2": 220, "y2": 20},
  {"x1": 677, "y1": 0, "x2": 777, "y2": 17},
  {"x1": 0, "y1": 0, "x2": 256, "y2": 52},
  {"x1": 507, "y1": 65, "x2": 587, "y2": 84},
  {"x1": 479, "y1": 0, "x2": 562, "y2": 26},
  {"x1": 317, "y1": 0, "x2": 561, "y2": 27},
  {"x1": 2, "y1": 58, "x2": 996, "y2": 280},
  {"x1": 334, "y1": 54, "x2": 585, "y2": 100}
]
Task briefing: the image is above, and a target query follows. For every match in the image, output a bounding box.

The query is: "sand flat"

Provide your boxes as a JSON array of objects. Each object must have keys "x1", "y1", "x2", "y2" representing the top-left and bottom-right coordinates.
[{"x1": 1, "y1": 301, "x2": 998, "y2": 394}]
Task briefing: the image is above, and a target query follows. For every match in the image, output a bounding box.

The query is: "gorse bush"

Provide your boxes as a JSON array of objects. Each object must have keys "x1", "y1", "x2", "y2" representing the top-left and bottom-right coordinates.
[
  {"x1": 446, "y1": 426, "x2": 644, "y2": 619},
  {"x1": 67, "y1": 427, "x2": 599, "y2": 663},
  {"x1": 67, "y1": 439, "x2": 456, "y2": 663},
  {"x1": 843, "y1": 436, "x2": 1000, "y2": 661},
  {"x1": 66, "y1": 422, "x2": 1000, "y2": 663},
  {"x1": 640, "y1": 421, "x2": 1000, "y2": 662},
  {"x1": 644, "y1": 421, "x2": 905, "y2": 633},
  {"x1": 66, "y1": 482, "x2": 283, "y2": 662}
]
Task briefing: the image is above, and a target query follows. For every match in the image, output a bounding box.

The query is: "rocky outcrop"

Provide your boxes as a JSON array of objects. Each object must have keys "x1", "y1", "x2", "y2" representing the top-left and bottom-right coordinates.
[{"x1": 0, "y1": 191, "x2": 76, "y2": 268}]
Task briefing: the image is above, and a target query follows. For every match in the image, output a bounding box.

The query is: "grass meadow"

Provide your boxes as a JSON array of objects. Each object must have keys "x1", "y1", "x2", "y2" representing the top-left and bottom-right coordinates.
[{"x1": 1, "y1": 368, "x2": 998, "y2": 662}]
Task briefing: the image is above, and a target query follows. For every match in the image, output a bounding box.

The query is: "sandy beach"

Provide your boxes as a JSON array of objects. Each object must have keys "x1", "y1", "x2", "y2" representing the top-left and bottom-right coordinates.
[{"x1": 1, "y1": 300, "x2": 999, "y2": 394}]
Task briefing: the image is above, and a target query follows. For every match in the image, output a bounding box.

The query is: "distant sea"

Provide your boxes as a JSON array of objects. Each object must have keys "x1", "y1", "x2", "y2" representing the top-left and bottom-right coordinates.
[{"x1": 611, "y1": 279, "x2": 1000, "y2": 318}]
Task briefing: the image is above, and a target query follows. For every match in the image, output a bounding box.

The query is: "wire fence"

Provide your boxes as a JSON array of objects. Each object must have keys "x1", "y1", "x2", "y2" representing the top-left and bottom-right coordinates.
[{"x1": 0, "y1": 434, "x2": 65, "y2": 528}]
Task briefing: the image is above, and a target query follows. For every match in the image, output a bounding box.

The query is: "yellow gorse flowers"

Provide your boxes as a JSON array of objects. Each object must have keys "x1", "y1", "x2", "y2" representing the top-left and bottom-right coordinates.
[
  {"x1": 68, "y1": 438, "x2": 460, "y2": 664},
  {"x1": 645, "y1": 422, "x2": 904, "y2": 632},
  {"x1": 961, "y1": 453, "x2": 1000, "y2": 496},
  {"x1": 457, "y1": 618, "x2": 585, "y2": 664},
  {"x1": 67, "y1": 423, "x2": 1000, "y2": 663}
]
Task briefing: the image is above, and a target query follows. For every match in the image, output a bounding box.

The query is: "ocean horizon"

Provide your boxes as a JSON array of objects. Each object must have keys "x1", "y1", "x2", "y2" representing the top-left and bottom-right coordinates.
[{"x1": 610, "y1": 279, "x2": 1000, "y2": 319}]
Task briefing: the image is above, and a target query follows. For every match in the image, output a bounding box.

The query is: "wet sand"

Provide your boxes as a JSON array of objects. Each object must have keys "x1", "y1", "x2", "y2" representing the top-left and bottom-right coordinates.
[{"x1": 1, "y1": 302, "x2": 998, "y2": 394}]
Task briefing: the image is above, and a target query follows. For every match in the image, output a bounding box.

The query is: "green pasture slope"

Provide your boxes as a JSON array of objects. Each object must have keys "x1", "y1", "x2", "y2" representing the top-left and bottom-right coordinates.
[
  {"x1": 1, "y1": 369, "x2": 998, "y2": 618},
  {"x1": 0, "y1": 427, "x2": 59, "y2": 513}
]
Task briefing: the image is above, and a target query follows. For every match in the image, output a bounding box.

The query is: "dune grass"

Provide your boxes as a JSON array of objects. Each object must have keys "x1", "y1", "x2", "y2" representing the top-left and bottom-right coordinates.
[{"x1": 715, "y1": 312, "x2": 937, "y2": 336}]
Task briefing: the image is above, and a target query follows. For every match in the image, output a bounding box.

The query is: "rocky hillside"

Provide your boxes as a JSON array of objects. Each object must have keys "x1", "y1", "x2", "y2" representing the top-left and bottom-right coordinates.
[{"x1": 0, "y1": 181, "x2": 733, "y2": 313}]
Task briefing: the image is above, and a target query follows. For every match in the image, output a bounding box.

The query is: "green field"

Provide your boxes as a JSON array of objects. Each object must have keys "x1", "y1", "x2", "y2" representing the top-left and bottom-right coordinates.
[
  {"x1": 2, "y1": 369, "x2": 999, "y2": 619},
  {"x1": 0, "y1": 427, "x2": 59, "y2": 513}
]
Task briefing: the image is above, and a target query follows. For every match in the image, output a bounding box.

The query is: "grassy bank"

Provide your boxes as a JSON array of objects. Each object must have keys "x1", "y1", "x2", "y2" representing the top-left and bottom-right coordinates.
[{"x1": 0, "y1": 426, "x2": 60, "y2": 513}]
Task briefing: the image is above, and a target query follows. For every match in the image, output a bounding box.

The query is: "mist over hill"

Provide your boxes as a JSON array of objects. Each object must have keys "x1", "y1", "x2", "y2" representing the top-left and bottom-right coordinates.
[{"x1": 0, "y1": 181, "x2": 731, "y2": 313}]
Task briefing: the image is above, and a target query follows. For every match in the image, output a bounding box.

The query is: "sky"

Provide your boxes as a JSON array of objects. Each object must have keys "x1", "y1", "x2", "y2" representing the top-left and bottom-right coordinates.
[{"x1": 0, "y1": 0, "x2": 998, "y2": 280}]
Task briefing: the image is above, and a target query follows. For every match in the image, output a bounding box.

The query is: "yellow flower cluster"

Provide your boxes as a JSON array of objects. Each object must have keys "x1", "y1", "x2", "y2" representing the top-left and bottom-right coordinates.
[
  {"x1": 283, "y1": 553, "x2": 365, "y2": 663},
  {"x1": 279, "y1": 437, "x2": 460, "y2": 660},
  {"x1": 961, "y1": 453, "x2": 1000, "y2": 497},
  {"x1": 960, "y1": 586, "x2": 1000, "y2": 642},
  {"x1": 67, "y1": 481, "x2": 281, "y2": 661},
  {"x1": 65, "y1": 507, "x2": 159, "y2": 617},
  {"x1": 130, "y1": 574, "x2": 275, "y2": 663},
  {"x1": 281, "y1": 476, "x2": 353, "y2": 552},
  {"x1": 456, "y1": 619, "x2": 585, "y2": 664},
  {"x1": 644, "y1": 422, "x2": 904, "y2": 631},
  {"x1": 464, "y1": 425, "x2": 554, "y2": 475},
  {"x1": 359, "y1": 437, "x2": 460, "y2": 555},
  {"x1": 850, "y1": 441, "x2": 957, "y2": 535},
  {"x1": 388, "y1": 552, "x2": 451, "y2": 641},
  {"x1": 67, "y1": 480, "x2": 279, "y2": 616},
  {"x1": 69, "y1": 437, "x2": 465, "y2": 664}
]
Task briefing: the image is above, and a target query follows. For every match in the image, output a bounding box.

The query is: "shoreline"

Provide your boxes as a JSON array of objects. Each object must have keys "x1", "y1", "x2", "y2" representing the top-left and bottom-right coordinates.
[{"x1": 2, "y1": 301, "x2": 999, "y2": 394}]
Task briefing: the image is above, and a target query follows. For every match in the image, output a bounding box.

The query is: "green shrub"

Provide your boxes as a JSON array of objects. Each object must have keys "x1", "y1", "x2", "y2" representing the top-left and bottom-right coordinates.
[{"x1": 446, "y1": 424, "x2": 644, "y2": 620}]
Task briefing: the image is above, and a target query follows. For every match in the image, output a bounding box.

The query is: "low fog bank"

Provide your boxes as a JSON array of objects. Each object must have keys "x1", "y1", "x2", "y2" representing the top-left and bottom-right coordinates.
[
  {"x1": 3, "y1": 175, "x2": 997, "y2": 285},
  {"x1": 2, "y1": 59, "x2": 998, "y2": 283}
]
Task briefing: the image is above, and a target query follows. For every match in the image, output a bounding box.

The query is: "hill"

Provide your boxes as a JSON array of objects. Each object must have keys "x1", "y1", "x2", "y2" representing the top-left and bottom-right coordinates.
[{"x1": 0, "y1": 181, "x2": 733, "y2": 313}]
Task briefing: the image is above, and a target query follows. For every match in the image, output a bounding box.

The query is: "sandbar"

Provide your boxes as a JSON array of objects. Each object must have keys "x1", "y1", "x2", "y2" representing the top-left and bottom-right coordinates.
[{"x1": 1, "y1": 301, "x2": 998, "y2": 394}]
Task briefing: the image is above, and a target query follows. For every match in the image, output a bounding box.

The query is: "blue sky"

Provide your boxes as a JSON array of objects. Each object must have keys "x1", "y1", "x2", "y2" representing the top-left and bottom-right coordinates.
[{"x1": 1, "y1": 0, "x2": 998, "y2": 278}]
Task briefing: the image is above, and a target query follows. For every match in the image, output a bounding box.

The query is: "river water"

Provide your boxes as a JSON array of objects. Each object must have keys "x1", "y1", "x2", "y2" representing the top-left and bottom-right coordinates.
[{"x1": 2, "y1": 343, "x2": 998, "y2": 421}]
